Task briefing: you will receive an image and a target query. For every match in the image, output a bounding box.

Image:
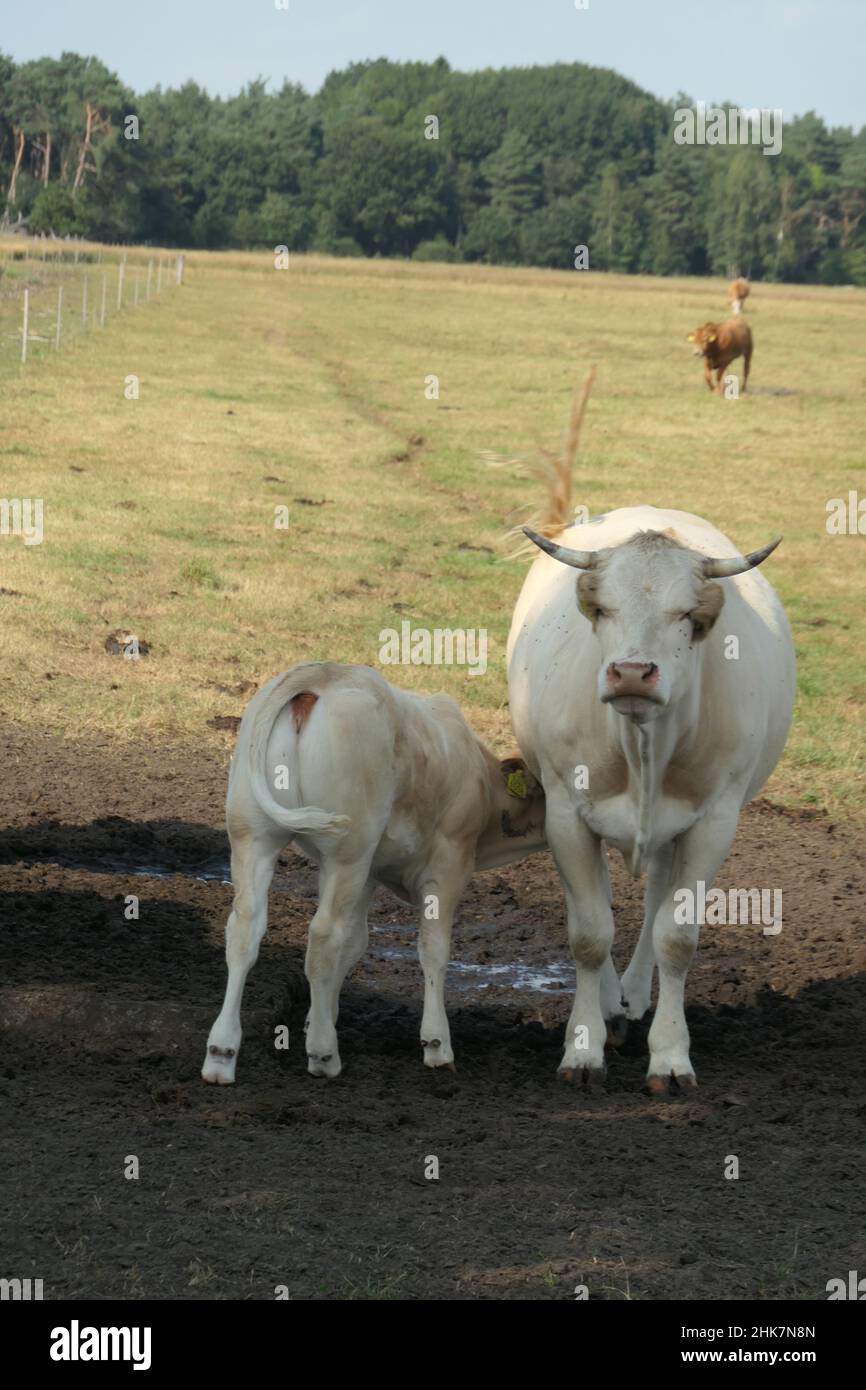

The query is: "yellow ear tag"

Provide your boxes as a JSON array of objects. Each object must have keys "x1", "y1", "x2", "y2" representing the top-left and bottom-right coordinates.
[
  {"x1": 708, "y1": 333, "x2": 716, "y2": 342},
  {"x1": 687, "y1": 333, "x2": 694, "y2": 341},
  {"x1": 507, "y1": 769, "x2": 528, "y2": 799}
]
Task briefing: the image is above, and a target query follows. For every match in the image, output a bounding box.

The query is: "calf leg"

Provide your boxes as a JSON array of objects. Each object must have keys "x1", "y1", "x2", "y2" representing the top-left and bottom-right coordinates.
[
  {"x1": 329, "y1": 881, "x2": 375, "y2": 1022},
  {"x1": 647, "y1": 806, "x2": 740, "y2": 1093},
  {"x1": 742, "y1": 347, "x2": 751, "y2": 392},
  {"x1": 546, "y1": 789, "x2": 613, "y2": 1082},
  {"x1": 202, "y1": 831, "x2": 282, "y2": 1085},
  {"x1": 597, "y1": 851, "x2": 628, "y2": 1045},
  {"x1": 305, "y1": 856, "x2": 375, "y2": 1078},
  {"x1": 417, "y1": 855, "x2": 471, "y2": 1069}
]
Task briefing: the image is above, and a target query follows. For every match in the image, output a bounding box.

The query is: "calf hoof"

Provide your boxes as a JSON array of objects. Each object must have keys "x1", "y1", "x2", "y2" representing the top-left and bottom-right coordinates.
[
  {"x1": 307, "y1": 1052, "x2": 341, "y2": 1079},
  {"x1": 201, "y1": 1044, "x2": 237, "y2": 1086},
  {"x1": 557, "y1": 1060, "x2": 606, "y2": 1089},
  {"x1": 620, "y1": 982, "x2": 652, "y2": 1021},
  {"x1": 605, "y1": 1015, "x2": 629, "y2": 1048},
  {"x1": 422, "y1": 1038, "x2": 456, "y2": 1070},
  {"x1": 646, "y1": 1071, "x2": 697, "y2": 1098}
]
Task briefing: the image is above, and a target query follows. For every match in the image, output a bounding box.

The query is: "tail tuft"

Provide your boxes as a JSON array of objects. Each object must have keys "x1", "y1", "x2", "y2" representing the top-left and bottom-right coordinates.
[{"x1": 501, "y1": 367, "x2": 597, "y2": 557}]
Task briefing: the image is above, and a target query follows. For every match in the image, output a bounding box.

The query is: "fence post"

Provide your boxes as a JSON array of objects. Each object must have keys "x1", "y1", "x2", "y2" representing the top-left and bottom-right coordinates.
[
  {"x1": 21, "y1": 288, "x2": 29, "y2": 364},
  {"x1": 55, "y1": 285, "x2": 63, "y2": 350},
  {"x1": 157, "y1": 258, "x2": 163, "y2": 294},
  {"x1": 134, "y1": 271, "x2": 139, "y2": 306},
  {"x1": 175, "y1": 253, "x2": 184, "y2": 285},
  {"x1": 101, "y1": 274, "x2": 107, "y2": 327},
  {"x1": 117, "y1": 260, "x2": 125, "y2": 310},
  {"x1": 82, "y1": 276, "x2": 88, "y2": 327},
  {"x1": 146, "y1": 259, "x2": 153, "y2": 300}
]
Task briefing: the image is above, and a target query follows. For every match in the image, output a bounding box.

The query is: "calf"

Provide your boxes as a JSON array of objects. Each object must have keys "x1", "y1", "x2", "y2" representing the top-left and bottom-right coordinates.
[
  {"x1": 688, "y1": 318, "x2": 753, "y2": 394},
  {"x1": 727, "y1": 277, "x2": 750, "y2": 314},
  {"x1": 202, "y1": 661, "x2": 547, "y2": 1084}
]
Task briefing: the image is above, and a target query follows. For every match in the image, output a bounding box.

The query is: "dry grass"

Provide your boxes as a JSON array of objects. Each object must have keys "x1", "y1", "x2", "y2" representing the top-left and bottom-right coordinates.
[{"x1": 0, "y1": 247, "x2": 863, "y2": 816}]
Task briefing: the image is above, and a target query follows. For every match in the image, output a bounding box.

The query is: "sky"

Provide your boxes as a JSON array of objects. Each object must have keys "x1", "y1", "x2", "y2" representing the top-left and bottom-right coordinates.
[{"x1": 3, "y1": 0, "x2": 864, "y2": 130}]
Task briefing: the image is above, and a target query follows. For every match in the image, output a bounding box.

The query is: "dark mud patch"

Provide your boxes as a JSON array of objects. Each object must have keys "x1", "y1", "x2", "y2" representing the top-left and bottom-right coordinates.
[{"x1": 0, "y1": 727, "x2": 864, "y2": 1300}]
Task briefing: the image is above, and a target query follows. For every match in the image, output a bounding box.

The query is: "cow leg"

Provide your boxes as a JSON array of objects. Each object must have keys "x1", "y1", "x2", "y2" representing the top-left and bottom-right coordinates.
[
  {"x1": 647, "y1": 807, "x2": 740, "y2": 1093},
  {"x1": 417, "y1": 854, "x2": 471, "y2": 1069},
  {"x1": 305, "y1": 856, "x2": 375, "y2": 1078},
  {"x1": 546, "y1": 790, "x2": 613, "y2": 1082},
  {"x1": 620, "y1": 843, "x2": 674, "y2": 1020},
  {"x1": 742, "y1": 347, "x2": 751, "y2": 392},
  {"x1": 704, "y1": 362, "x2": 714, "y2": 391},
  {"x1": 202, "y1": 831, "x2": 282, "y2": 1085}
]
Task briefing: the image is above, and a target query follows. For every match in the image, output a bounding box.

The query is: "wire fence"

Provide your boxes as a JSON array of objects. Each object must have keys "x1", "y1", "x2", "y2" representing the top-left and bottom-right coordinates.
[{"x1": 0, "y1": 237, "x2": 184, "y2": 377}]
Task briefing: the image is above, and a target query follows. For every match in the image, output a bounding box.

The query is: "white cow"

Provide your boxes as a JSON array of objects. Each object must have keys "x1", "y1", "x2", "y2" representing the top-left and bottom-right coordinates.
[
  {"x1": 507, "y1": 506, "x2": 795, "y2": 1093},
  {"x1": 202, "y1": 661, "x2": 546, "y2": 1084}
]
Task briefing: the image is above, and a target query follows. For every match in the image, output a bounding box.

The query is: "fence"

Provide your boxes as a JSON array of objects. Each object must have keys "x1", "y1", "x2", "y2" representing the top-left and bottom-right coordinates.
[{"x1": 0, "y1": 238, "x2": 184, "y2": 376}]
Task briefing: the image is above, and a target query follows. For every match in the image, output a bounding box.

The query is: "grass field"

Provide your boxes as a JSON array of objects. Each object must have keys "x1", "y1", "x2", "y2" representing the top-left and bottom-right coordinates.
[{"x1": 1, "y1": 244, "x2": 864, "y2": 816}]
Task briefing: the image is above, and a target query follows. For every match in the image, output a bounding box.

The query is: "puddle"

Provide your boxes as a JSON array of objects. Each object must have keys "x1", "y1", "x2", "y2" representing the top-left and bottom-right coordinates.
[
  {"x1": 48, "y1": 855, "x2": 233, "y2": 885},
  {"x1": 370, "y1": 932, "x2": 572, "y2": 994},
  {"x1": 450, "y1": 959, "x2": 572, "y2": 993}
]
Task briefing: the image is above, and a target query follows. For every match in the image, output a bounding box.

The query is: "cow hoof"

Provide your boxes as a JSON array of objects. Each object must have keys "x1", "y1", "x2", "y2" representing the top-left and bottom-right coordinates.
[
  {"x1": 605, "y1": 1015, "x2": 629, "y2": 1048},
  {"x1": 646, "y1": 1071, "x2": 697, "y2": 1097},
  {"x1": 557, "y1": 1062, "x2": 606, "y2": 1088}
]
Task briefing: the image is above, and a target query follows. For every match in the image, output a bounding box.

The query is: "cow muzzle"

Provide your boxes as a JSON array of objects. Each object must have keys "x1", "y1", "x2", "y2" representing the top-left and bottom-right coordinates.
[{"x1": 602, "y1": 661, "x2": 665, "y2": 717}]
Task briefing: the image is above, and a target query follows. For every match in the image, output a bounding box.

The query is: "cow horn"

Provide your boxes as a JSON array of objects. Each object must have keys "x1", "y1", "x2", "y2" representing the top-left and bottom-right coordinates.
[
  {"x1": 702, "y1": 536, "x2": 782, "y2": 578},
  {"x1": 523, "y1": 526, "x2": 595, "y2": 570}
]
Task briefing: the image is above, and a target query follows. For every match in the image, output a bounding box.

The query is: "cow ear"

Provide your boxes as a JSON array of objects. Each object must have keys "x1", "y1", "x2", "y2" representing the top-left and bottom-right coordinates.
[
  {"x1": 691, "y1": 581, "x2": 725, "y2": 640},
  {"x1": 577, "y1": 570, "x2": 603, "y2": 625}
]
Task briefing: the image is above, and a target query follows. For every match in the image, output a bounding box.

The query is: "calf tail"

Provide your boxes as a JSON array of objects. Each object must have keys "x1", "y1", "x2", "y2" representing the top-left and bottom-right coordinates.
[{"x1": 243, "y1": 670, "x2": 351, "y2": 838}]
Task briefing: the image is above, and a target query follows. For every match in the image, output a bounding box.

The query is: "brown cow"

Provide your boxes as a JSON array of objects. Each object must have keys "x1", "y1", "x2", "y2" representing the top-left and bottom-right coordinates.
[
  {"x1": 687, "y1": 318, "x2": 753, "y2": 394},
  {"x1": 727, "y1": 277, "x2": 750, "y2": 314}
]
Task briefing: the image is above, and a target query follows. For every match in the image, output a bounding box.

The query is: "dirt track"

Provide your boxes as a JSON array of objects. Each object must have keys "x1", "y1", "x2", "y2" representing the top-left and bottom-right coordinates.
[{"x1": 1, "y1": 726, "x2": 864, "y2": 1300}]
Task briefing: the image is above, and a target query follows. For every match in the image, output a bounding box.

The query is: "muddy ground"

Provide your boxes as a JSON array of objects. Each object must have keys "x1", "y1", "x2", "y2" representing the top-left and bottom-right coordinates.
[{"x1": 1, "y1": 726, "x2": 864, "y2": 1301}]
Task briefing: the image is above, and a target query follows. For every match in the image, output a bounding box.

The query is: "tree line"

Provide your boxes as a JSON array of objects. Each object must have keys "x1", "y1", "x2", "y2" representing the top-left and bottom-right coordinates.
[{"x1": 1, "y1": 52, "x2": 865, "y2": 284}]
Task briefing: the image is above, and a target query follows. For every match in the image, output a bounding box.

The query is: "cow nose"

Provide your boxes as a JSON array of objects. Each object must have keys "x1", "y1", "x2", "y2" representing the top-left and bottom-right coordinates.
[{"x1": 606, "y1": 661, "x2": 659, "y2": 695}]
